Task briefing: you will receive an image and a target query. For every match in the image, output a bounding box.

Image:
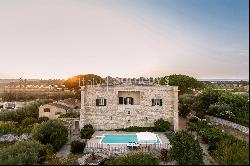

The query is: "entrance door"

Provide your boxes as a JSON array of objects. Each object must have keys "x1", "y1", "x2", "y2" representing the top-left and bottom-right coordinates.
[{"x1": 75, "y1": 121, "x2": 79, "y2": 130}]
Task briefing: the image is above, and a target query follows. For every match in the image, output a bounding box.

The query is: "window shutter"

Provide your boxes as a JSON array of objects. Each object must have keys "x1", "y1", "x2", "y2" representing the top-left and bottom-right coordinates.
[
  {"x1": 124, "y1": 98, "x2": 127, "y2": 105},
  {"x1": 160, "y1": 99, "x2": 162, "y2": 106},
  {"x1": 131, "y1": 98, "x2": 134, "y2": 105},
  {"x1": 96, "y1": 99, "x2": 99, "y2": 106},
  {"x1": 119, "y1": 97, "x2": 123, "y2": 104},
  {"x1": 104, "y1": 99, "x2": 107, "y2": 106},
  {"x1": 152, "y1": 99, "x2": 155, "y2": 106}
]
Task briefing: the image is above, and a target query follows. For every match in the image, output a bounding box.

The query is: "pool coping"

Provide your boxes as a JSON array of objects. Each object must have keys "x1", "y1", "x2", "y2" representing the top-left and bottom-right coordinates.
[{"x1": 98, "y1": 133, "x2": 163, "y2": 145}]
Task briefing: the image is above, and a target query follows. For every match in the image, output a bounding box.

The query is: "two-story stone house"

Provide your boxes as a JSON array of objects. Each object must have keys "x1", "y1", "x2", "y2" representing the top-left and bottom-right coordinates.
[{"x1": 80, "y1": 84, "x2": 179, "y2": 131}]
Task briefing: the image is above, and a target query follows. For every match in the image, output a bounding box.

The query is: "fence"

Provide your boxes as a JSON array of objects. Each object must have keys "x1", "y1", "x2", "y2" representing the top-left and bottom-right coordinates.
[{"x1": 84, "y1": 142, "x2": 171, "y2": 155}]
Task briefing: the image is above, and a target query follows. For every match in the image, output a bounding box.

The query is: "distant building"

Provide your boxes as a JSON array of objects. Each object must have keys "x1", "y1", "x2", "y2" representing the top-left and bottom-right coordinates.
[
  {"x1": 39, "y1": 103, "x2": 72, "y2": 119},
  {"x1": 3, "y1": 102, "x2": 16, "y2": 109},
  {"x1": 39, "y1": 98, "x2": 80, "y2": 119}
]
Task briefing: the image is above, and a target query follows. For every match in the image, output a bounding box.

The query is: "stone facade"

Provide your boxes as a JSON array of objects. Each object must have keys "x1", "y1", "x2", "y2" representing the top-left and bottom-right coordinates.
[
  {"x1": 80, "y1": 85, "x2": 179, "y2": 131},
  {"x1": 39, "y1": 103, "x2": 71, "y2": 119}
]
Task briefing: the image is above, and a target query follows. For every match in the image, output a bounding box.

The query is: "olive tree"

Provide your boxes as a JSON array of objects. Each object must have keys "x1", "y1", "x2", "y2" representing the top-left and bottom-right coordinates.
[{"x1": 32, "y1": 119, "x2": 68, "y2": 151}]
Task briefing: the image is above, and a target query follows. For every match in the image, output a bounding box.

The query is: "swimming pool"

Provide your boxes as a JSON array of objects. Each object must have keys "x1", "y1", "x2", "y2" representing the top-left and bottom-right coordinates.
[{"x1": 100, "y1": 134, "x2": 161, "y2": 144}]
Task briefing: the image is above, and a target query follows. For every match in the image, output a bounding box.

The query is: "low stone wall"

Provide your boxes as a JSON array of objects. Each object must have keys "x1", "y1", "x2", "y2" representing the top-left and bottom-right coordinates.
[
  {"x1": 205, "y1": 115, "x2": 249, "y2": 135},
  {"x1": 0, "y1": 134, "x2": 32, "y2": 142}
]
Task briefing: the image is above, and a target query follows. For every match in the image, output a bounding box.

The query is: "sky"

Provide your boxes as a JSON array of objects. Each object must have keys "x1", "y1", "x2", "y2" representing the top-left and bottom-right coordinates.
[{"x1": 0, "y1": 0, "x2": 249, "y2": 79}]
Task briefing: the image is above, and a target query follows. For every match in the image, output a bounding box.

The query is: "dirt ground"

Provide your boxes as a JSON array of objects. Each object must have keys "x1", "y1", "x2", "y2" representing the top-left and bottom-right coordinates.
[{"x1": 178, "y1": 116, "x2": 189, "y2": 130}]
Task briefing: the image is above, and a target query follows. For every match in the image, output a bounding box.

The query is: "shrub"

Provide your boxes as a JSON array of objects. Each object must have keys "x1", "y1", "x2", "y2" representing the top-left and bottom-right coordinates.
[
  {"x1": 169, "y1": 131, "x2": 203, "y2": 165},
  {"x1": 0, "y1": 140, "x2": 50, "y2": 165},
  {"x1": 160, "y1": 148, "x2": 168, "y2": 162},
  {"x1": 80, "y1": 124, "x2": 94, "y2": 139},
  {"x1": 32, "y1": 119, "x2": 68, "y2": 151},
  {"x1": 38, "y1": 117, "x2": 49, "y2": 123},
  {"x1": 44, "y1": 154, "x2": 79, "y2": 165},
  {"x1": 188, "y1": 120, "x2": 226, "y2": 147},
  {"x1": 38, "y1": 144, "x2": 54, "y2": 164},
  {"x1": 104, "y1": 152, "x2": 160, "y2": 165},
  {"x1": 60, "y1": 154, "x2": 79, "y2": 165},
  {"x1": 154, "y1": 118, "x2": 171, "y2": 132},
  {"x1": 0, "y1": 121, "x2": 18, "y2": 136},
  {"x1": 21, "y1": 117, "x2": 38, "y2": 127},
  {"x1": 59, "y1": 112, "x2": 80, "y2": 118},
  {"x1": 211, "y1": 136, "x2": 249, "y2": 165},
  {"x1": 44, "y1": 155, "x2": 61, "y2": 165},
  {"x1": 70, "y1": 140, "x2": 85, "y2": 154}
]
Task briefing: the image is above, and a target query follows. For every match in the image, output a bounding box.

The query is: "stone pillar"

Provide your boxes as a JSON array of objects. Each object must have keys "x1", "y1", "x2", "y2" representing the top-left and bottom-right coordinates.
[
  {"x1": 173, "y1": 86, "x2": 179, "y2": 131},
  {"x1": 80, "y1": 86, "x2": 85, "y2": 129}
]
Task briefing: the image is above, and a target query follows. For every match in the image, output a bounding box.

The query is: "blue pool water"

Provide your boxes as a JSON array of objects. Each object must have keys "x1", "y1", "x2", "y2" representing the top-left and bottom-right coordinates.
[{"x1": 101, "y1": 134, "x2": 160, "y2": 144}]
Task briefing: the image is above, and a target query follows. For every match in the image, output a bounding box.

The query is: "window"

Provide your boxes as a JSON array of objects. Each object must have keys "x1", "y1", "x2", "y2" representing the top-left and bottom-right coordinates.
[
  {"x1": 128, "y1": 120, "x2": 130, "y2": 122},
  {"x1": 152, "y1": 99, "x2": 162, "y2": 106},
  {"x1": 44, "y1": 108, "x2": 50, "y2": 112},
  {"x1": 99, "y1": 98, "x2": 105, "y2": 105},
  {"x1": 145, "y1": 117, "x2": 148, "y2": 121},
  {"x1": 124, "y1": 97, "x2": 134, "y2": 105},
  {"x1": 110, "y1": 116, "x2": 112, "y2": 120},
  {"x1": 96, "y1": 98, "x2": 106, "y2": 106},
  {"x1": 55, "y1": 112, "x2": 62, "y2": 115},
  {"x1": 128, "y1": 111, "x2": 130, "y2": 115},
  {"x1": 119, "y1": 97, "x2": 123, "y2": 104}
]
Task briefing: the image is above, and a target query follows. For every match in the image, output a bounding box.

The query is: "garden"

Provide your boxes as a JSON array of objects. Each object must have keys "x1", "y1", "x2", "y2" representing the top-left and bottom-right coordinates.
[{"x1": 187, "y1": 117, "x2": 249, "y2": 165}]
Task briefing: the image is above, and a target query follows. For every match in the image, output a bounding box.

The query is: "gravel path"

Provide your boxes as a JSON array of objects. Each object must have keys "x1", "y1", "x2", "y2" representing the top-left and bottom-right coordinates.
[
  {"x1": 200, "y1": 143, "x2": 217, "y2": 165},
  {"x1": 56, "y1": 130, "x2": 80, "y2": 158}
]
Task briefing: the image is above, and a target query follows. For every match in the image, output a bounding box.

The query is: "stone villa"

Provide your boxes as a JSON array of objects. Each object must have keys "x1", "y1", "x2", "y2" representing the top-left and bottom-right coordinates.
[
  {"x1": 39, "y1": 98, "x2": 80, "y2": 119},
  {"x1": 80, "y1": 84, "x2": 179, "y2": 131}
]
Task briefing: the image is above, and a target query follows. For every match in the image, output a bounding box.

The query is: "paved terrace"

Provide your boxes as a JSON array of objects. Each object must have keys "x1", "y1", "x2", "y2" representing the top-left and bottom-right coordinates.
[{"x1": 84, "y1": 131, "x2": 171, "y2": 155}]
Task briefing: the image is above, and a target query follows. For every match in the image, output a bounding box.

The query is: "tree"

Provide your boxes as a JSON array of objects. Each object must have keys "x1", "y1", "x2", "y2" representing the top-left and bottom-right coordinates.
[
  {"x1": 80, "y1": 124, "x2": 95, "y2": 139},
  {"x1": 179, "y1": 104, "x2": 191, "y2": 118},
  {"x1": 64, "y1": 74, "x2": 104, "y2": 90},
  {"x1": 179, "y1": 93, "x2": 196, "y2": 105},
  {"x1": 38, "y1": 116, "x2": 49, "y2": 123},
  {"x1": 32, "y1": 119, "x2": 68, "y2": 151},
  {"x1": 169, "y1": 131, "x2": 203, "y2": 165},
  {"x1": 160, "y1": 74, "x2": 204, "y2": 94},
  {"x1": 178, "y1": 94, "x2": 195, "y2": 117},
  {"x1": 191, "y1": 88, "x2": 221, "y2": 118},
  {"x1": 105, "y1": 152, "x2": 160, "y2": 165},
  {"x1": 154, "y1": 118, "x2": 171, "y2": 132},
  {"x1": 0, "y1": 141, "x2": 52, "y2": 165},
  {"x1": 21, "y1": 117, "x2": 38, "y2": 127}
]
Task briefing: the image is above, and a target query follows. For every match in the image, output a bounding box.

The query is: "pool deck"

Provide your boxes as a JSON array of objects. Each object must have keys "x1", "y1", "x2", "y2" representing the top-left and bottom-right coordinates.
[{"x1": 84, "y1": 131, "x2": 171, "y2": 155}]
